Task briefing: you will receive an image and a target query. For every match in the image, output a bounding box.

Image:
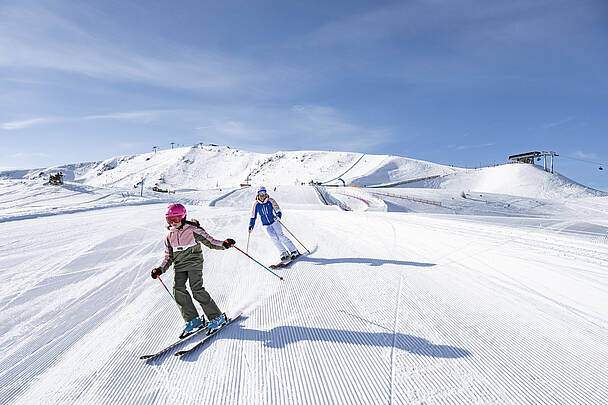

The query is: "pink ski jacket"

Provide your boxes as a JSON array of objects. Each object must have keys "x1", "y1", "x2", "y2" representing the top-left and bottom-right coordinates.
[{"x1": 158, "y1": 222, "x2": 226, "y2": 273}]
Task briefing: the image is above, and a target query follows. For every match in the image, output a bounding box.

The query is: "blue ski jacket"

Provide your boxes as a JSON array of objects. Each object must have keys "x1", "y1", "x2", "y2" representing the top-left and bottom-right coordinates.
[{"x1": 249, "y1": 197, "x2": 282, "y2": 229}]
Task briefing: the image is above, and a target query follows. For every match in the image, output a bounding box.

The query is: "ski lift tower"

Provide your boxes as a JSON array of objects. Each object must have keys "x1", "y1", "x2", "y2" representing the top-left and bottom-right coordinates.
[{"x1": 508, "y1": 151, "x2": 559, "y2": 173}]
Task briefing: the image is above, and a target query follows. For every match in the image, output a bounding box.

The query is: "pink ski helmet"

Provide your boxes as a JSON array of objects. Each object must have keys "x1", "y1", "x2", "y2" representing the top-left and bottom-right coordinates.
[{"x1": 166, "y1": 203, "x2": 187, "y2": 224}]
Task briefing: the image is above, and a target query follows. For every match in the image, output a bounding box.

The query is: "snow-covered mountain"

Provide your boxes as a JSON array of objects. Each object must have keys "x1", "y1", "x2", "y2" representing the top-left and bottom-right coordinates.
[
  {"x1": 1, "y1": 145, "x2": 604, "y2": 221},
  {"x1": 2, "y1": 145, "x2": 460, "y2": 190},
  {"x1": 1, "y1": 144, "x2": 603, "y2": 199},
  {"x1": 1, "y1": 146, "x2": 607, "y2": 404}
]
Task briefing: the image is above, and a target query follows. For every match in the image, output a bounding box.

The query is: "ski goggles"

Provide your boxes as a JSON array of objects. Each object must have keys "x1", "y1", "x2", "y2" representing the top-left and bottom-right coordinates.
[
  {"x1": 257, "y1": 190, "x2": 267, "y2": 196},
  {"x1": 166, "y1": 216, "x2": 182, "y2": 224}
]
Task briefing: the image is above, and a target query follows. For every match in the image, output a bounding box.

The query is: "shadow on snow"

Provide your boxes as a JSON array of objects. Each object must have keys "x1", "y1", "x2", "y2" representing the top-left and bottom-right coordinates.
[
  {"x1": 298, "y1": 256, "x2": 435, "y2": 268},
  {"x1": 171, "y1": 316, "x2": 470, "y2": 363}
]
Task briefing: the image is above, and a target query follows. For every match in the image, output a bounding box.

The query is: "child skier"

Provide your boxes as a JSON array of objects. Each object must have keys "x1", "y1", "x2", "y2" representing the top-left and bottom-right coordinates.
[
  {"x1": 151, "y1": 203, "x2": 236, "y2": 338},
  {"x1": 248, "y1": 187, "x2": 299, "y2": 262}
]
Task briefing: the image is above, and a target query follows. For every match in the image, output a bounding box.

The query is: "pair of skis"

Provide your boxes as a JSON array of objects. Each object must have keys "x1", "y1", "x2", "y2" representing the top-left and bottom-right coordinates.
[
  {"x1": 140, "y1": 313, "x2": 243, "y2": 360},
  {"x1": 269, "y1": 253, "x2": 303, "y2": 269}
]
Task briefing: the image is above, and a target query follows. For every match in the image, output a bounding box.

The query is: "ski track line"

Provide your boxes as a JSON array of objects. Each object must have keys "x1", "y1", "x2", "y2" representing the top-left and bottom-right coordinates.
[
  {"x1": 398, "y1": 276, "x2": 514, "y2": 403},
  {"x1": 440, "y1": 216, "x2": 608, "y2": 316},
  {"x1": 271, "y1": 280, "x2": 303, "y2": 405},
  {"x1": 457, "y1": 235, "x2": 605, "y2": 401},
  {"x1": 1, "y1": 236, "x2": 164, "y2": 403},
  {"x1": 404, "y1": 215, "x2": 608, "y2": 309},
  {"x1": 464, "y1": 255, "x2": 608, "y2": 401},
  {"x1": 424, "y1": 215, "x2": 608, "y2": 269},
  {"x1": 270, "y1": 265, "x2": 325, "y2": 405},
  {"x1": 321, "y1": 152, "x2": 366, "y2": 184},
  {"x1": 0, "y1": 235, "x2": 97, "y2": 313},
  {"x1": 474, "y1": 253, "x2": 608, "y2": 330},
  {"x1": 317, "y1": 314, "x2": 371, "y2": 404},
  {"x1": 299, "y1": 256, "x2": 394, "y2": 403},
  {"x1": 307, "y1": 237, "x2": 389, "y2": 404},
  {"x1": 382, "y1": 215, "x2": 600, "y2": 400},
  {"x1": 0, "y1": 278, "x2": 134, "y2": 403},
  {"x1": 1, "y1": 209, "x2": 153, "y2": 402},
  {"x1": 429, "y1": 256, "x2": 606, "y2": 403},
  {"x1": 389, "y1": 274, "x2": 402, "y2": 405},
  {"x1": 115, "y1": 239, "x2": 160, "y2": 313},
  {"x1": 1, "y1": 275, "x2": 109, "y2": 374},
  {"x1": 6, "y1": 263, "x2": 159, "y2": 401},
  {"x1": 252, "y1": 256, "x2": 390, "y2": 403}
]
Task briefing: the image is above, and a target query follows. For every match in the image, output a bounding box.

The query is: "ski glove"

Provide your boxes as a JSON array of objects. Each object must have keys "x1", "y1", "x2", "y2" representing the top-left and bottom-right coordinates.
[
  {"x1": 151, "y1": 267, "x2": 163, "y2": 279},
  {"x1": 223, "y1": 238, "x2": 236, "y2": 248},
  {"x1": 248, "y1": 227, "x2": 253, "y2": 233}
]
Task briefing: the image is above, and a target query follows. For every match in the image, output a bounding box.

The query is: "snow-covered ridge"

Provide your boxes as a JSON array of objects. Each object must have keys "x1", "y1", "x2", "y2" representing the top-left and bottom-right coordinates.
[
  {"x1": 1, "y1": 145, "x2": 459, "y2": 191},
  {"x1": 1, "y1": 144, "x2": 603, "y2": 201}
]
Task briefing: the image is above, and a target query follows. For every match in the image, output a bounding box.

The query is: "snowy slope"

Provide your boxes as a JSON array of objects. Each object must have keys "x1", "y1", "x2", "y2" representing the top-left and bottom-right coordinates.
[
  {"x1": 1, "y1": 147, "x2": 608, "y2": 404},
  {"x1": 1, "y1": 192, "x2": 607, "y2": 404},
  {"x1": 0, "y1": 146, "x2": 460, "y2": 191},
  {"x1": 3, "y1": 145, "x2": 602, "y2": 204},
  {"x1": 342, "y1": 155, "x2": 462, "y2": 187},
  {"x1": 407, "y1": 163, "x2": 605, "y2": 200}
]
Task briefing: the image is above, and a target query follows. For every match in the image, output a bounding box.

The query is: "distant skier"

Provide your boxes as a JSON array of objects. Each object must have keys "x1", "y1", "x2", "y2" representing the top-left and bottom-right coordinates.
[
  {"x1": 151, "y1": 203, "x2": 236, "y2": 338},
  {"x1": 249, "y1": 186, "x2": 299, "y2": 262}
]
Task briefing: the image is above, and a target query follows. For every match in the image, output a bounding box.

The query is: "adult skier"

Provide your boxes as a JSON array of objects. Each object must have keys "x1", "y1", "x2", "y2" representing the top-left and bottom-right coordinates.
[
  {"x1": 151, "y1": 203, "x2": 236, "y2": 338},
  {"x1": 249, "y1": 186, "x2": 299, "y2": 262}
]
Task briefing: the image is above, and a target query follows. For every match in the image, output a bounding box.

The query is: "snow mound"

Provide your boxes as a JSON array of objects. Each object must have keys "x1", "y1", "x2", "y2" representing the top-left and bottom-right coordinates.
[
  {"x1": 341, "y1": 156, "x2": 461, "y2": 187},
  {"x1": 407, "y1": 164, "x2": 606, "y2": 200}
]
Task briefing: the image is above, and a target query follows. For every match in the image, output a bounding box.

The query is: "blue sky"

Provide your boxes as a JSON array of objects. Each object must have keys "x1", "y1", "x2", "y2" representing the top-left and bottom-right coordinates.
[{"x1": 1, "y1": 0, "x2": 607, "y2": 190}]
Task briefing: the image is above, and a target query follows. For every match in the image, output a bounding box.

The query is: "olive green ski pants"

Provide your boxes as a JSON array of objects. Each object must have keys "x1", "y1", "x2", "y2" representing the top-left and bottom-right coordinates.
[{"x1": 173, "y1": 270, "x2": 222, "y2": 322}]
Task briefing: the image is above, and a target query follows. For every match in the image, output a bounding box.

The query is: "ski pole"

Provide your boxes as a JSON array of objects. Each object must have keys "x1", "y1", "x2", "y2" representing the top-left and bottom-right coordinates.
[
  {"x1": 157, "y1": 275, "x2": 177, "y2": 303},
  {"x1": 275, "y1": 218, "x2": 310, "y2": 253},
  {"x1": 231, "y1": 244, "x2": 284, "y2": 280},
  {"x1": 246, "y1": 232, "x2": 251, "y2": 254}
]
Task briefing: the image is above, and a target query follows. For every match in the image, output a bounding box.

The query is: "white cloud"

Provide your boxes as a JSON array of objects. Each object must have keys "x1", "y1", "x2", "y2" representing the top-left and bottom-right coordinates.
[
  {"x1": 1, "y1": 117, "x2": 51, "y2": 130},
  {"x1": 116, "y1": 142, "x2": 138, "y2": 149},
  {"x1": 214, "y1": 121, "x2": 260, "y2": 138},
  {"x1": 573, "y1": 151, "x2": 597, "y2": 160},
  {"x1": 84, "y1": 111, "x2": 162, "y2": 123},
  {"x1": 9, "y1": 151, "x2": 51, "y2": 159},
  {"x1": 307, "y1": 1, "x2": 587, "y2": 48},
  {"x1": 2, "y1": 110, "x2": 185, "y2": 130},
  {"x1": 299, "y1": 1, "x2": 603, "y2": 87},
  {"x1": 0, "y1": 4, "x2": 277, "y2": 92},
  {"x1": 193, "y1": 104, "x2": 390, "y2": 152},
  {"x1": 290, "y1": 104, "x2": 385, "y2": 142},
  {"x1": 453, "y1": 143, "x2": 495, "y2": 151},
  {"x1": 543, "y1": 117, "x2": 575, "y2": 130}
]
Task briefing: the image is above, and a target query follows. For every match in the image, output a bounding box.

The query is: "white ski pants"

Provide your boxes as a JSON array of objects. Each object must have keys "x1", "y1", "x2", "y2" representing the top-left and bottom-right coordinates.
[{"x1": 265, "y1": 221, "x2": 297, "y2": 254}]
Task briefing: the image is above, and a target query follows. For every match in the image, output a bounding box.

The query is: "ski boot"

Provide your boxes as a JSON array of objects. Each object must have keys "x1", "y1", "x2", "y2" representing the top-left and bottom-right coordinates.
[
  {"x1": 207, "y1": 313, "x2": 227, "y2": 335},
  {"x1": 280, "y1": 251, "x2": 291, "y2": 263},
  {"x1": 290, "y1": 250, "x2": 300, "y2": 260},
  {"x1": 179, "y1": 317, "x2": 205, "y2": 339}
]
